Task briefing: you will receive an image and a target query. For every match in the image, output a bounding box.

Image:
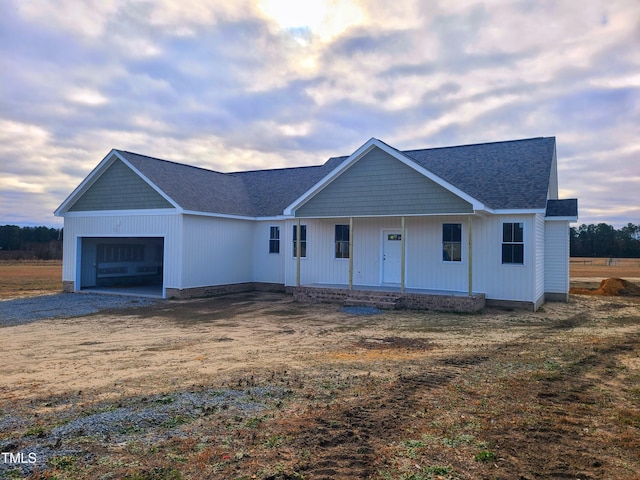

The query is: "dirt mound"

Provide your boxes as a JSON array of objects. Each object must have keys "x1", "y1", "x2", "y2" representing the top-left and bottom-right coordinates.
[{"x1": 571, "y1": 277, "x2": 640, "y2": 296}]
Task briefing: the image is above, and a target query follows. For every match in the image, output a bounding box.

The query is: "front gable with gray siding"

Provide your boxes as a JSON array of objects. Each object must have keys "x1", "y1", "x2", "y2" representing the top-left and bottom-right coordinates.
[
  {"x1": 69, "y1": 159, "x2": 174, "y2": 212},
  {"x1": 296, "y1": 146, "x2": 473, "y2": 217}
]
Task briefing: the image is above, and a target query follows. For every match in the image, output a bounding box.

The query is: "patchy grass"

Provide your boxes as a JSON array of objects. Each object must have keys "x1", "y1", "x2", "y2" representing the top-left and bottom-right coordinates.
[
  {"x1": 1, "y1": 291, "x2": 639, "y2": 478},
  {"x1": 0, "y1": 260, "x2": 62, "y2": 299}
]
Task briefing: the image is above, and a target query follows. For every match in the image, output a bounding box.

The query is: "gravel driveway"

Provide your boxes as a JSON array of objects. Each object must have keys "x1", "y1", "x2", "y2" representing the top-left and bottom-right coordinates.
[{"x1": 0, "y1": 293, "x2": 158, "y2": 327}]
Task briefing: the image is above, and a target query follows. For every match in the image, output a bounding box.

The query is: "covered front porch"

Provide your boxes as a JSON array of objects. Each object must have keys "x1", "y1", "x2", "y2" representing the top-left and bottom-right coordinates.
[
  {"x1": 291, "y1": 283, "x2": 485, "y2": 312},
  {"x1": 287, "y1": 214, "x2": 484, "y2": 312}
]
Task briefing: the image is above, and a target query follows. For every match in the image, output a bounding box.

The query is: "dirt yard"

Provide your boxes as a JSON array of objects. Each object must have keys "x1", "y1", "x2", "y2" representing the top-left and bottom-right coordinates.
[{"x1": 1, "y1": 289, "x2": 639, "y2": 479}]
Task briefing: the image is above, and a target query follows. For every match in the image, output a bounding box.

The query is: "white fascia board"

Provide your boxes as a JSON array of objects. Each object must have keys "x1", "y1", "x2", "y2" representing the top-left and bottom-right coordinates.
[
  {"x1": 181, "y1": 210, "x2": 257, "y2": 221},
  {"x1": 282, "y1": 212, "x2": 478, "y2": 220},
  {"x1": 492, "y1": 209, "x2": 546, "y2": 215},
  {"x1": 283, "y1": 138, "x2": 486, "y2": 215},
  {"x1": 54, "y1": 149, "x2": 119, "y2": 216},
  {"x1": 545, "y1": 216, "x2": 579, "y2": 222},
  {"x1": 115, "y1": 151, "x2": 181, "y2": 209},
  {"x1": 60, "y1": 209, "x2": 180, "y2": 217}
]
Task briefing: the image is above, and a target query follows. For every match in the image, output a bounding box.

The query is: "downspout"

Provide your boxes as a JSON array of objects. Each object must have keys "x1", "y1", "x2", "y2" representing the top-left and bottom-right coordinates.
[
  {"x1": 349, "y1": 216, "x2": 353, "y2": 290},
  {"x1": 401, "y1": 216, "x2": 406, "y2": 293}
]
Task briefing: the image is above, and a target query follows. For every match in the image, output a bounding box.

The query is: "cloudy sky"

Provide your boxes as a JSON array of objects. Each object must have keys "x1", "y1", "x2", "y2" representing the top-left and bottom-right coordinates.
[{"x1": 1, "y1": 0, "x2": 638, "y2": 228}]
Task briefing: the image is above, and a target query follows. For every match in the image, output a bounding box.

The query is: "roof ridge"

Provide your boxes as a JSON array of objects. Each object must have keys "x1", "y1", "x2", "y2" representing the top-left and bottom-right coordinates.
[
  {"x1": 116, "y1": 149, "x2": 228, "y2": 176},
  {"x1": 402, "y1": 136, "x2": 552, "y2": 154},
  {"x1": 231, "y1": 155, "x2": 349, "y2": 175}
]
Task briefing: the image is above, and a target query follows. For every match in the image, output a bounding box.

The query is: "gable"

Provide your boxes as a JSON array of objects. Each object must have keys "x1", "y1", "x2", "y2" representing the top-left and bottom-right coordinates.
[
  {"x1": 295, "y1": 146, "x2": 473, "y2": 217},
  {"x1": 68, "y1": 159, "x2": 173, "y2": 212}
]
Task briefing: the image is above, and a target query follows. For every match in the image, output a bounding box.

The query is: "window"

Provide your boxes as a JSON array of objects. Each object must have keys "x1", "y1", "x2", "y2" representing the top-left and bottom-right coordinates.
[
  {"x1": 335, "y1": 225, "x2": 350, "y2": 258},
  {"x1": 442, "y1": 223, "x2": 462, "y2": 262},
  {"x1": 502, "y1": 222, "x2": 524, "y2": 264},
  {"x1": 269, "y1": 226, "x2": 280, "y2": 254},
  {"x1": 97, "y1": 244, "x2": 144, "y2": 263},
  {"x1": 292, "y1": 224, "x2": 307, "y2": 257}
]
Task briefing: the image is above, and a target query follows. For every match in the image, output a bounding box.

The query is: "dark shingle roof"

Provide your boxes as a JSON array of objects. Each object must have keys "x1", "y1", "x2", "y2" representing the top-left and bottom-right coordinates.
[
  {"x1": 116, "y1": 137, "x2": 559, "y2": 217},
  {"x1": 546, "y1": 199, "x2": 578, "y2": 218},
  {"x1": 403, "y1": 137, "x2": 556, "y2": 210},
  {"x1": 118, "y1": 150, "x2": 346, "y2": 217}
]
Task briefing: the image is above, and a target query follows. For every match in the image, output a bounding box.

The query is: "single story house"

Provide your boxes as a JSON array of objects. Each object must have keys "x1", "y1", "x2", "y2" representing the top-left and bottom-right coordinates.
[{"x1": 55, "y1": 136, "x2": 578, "y2": 311}]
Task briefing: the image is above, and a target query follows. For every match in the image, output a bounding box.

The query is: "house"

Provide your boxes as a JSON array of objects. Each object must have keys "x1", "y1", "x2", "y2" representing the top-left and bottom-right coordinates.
[{"x1": 54, "y1": 137, "x2": 578, "y2": 311}]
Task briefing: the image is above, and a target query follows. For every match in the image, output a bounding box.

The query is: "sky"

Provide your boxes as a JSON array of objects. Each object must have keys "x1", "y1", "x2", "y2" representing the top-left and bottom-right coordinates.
[{"x1": 1, "y1": 0, "x2": 639, "y2": 228}]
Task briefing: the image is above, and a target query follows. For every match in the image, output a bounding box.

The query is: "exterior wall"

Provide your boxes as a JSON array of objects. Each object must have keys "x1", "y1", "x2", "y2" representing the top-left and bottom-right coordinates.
[
  {"x1": 181, "y1": 215, "x2": 254, "y2": 288},
  {"x1": 253, "y1": 221, "x2": 286, "y2": 284},
  {"x1": 296, "y1": 146, "x2": 473, "y2": 217},
  {"x1": 535, "y1": 213, "x2": 546, "y2": 307},
  {"x1": 472, "y1": 214, "x2": 537, "y2": 303},
  {"x1": 544, "y1": 220, "x2": 570, "y2": 299},
  {"x1": 69, "y1": 160, "x2": 172, "y2": 211},
  {"x1": 61, "y1": 213, "x2": 182, "y2": 294}
]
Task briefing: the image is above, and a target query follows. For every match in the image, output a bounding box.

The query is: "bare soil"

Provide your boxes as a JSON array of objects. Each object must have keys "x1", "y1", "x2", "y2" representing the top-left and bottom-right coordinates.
[{"x1": 1, "y1": 291, "x2": 639, "y2": 479}]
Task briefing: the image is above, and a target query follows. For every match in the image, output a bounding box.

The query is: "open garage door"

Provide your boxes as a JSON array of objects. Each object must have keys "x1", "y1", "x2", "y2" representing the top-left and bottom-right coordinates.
[{"x1": 80, "y1": 237, "x2": 164, "y2": 296}]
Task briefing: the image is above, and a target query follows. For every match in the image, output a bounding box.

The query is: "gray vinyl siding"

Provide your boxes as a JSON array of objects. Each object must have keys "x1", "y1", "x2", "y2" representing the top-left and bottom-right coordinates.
[
  {"x1": 69, "y1": 160, "x2": 173, "y2": 211},
  {"x1": 295, "y1": 147, "x2": 473, "y2": 217}
]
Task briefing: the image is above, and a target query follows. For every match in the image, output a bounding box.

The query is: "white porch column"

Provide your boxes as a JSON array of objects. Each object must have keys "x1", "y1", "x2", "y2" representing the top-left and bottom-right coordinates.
[
  {"x1": 401, "y1": 216, "x2": 406, "y2": 293},
  {"x1": 468, "y1": 215, "x2": 473, "y2": 297},
  {"x1": 349, "y1": 216, "x2": 354, "y2": 290}
]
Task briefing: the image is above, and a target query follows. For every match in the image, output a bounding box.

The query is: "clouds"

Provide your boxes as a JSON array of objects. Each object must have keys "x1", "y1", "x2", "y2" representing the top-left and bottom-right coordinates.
[{"x1": 0, "y1": 0, "x2": 639, "y2": 226}]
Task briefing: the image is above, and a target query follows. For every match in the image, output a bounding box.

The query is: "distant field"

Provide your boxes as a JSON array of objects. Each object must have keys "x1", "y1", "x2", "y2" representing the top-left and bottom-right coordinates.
[
  {"x1": 0, "y1": 260, "x2": 62, "y2": 299},
  {"x1": 569, "y1": 257, "x2": 640, "y2": 286}
]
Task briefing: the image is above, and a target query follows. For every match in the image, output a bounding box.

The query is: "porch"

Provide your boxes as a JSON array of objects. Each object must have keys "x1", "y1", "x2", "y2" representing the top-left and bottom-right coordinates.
[{"x1": 292, "y1": 283, "x2": 485, "y2": 313}]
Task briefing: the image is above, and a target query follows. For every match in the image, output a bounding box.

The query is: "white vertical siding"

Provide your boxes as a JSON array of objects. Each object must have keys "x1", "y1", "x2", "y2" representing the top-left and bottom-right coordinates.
[
  {"x1": 405, "y1": 216, "x2": 468, "y2": 292},
  {"x1": 62, "y1": 214, "x2": 182, "y2": 289},
  {"x1": 285, "y1": 216, "x2": 472, "y2": 292},
  {"x1": 535, "y1": 214, "x2": 546, "y2": 303},
  {"x1": 544, "y1": 221, "x2": 570, "y2": 294},
  {"x1": 181, "y1": 215, "x2": 253, "y2": 288},
  {"x1": 472, "y1": 214, "x2": 536, "y2": 302},
  {"x1": 253, "y1": 221, "x2": 285, "y2": 284}
]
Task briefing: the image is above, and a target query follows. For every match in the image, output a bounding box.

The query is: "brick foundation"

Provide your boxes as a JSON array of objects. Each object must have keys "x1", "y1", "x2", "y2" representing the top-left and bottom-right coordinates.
[
  {"x1": 292, "y1": 286, "x2": 485, "y2": 313},
  {"x1": 62, "y1": 281, "x2": 74, "y2": 293},
  {"x1": 165, "y1": 282, "x2": 285, "y2": 299}
]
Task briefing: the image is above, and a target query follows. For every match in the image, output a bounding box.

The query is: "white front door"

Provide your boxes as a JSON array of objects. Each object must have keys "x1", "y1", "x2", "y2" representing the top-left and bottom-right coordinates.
[{"x1": 382, "y1": 230, "x2": 402, "y2": 284}]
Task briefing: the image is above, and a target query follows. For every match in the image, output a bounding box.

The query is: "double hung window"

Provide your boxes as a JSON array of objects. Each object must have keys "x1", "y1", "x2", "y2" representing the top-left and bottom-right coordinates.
[
  {"x1": 269, "y1": 226, "x2": 280, "y2": 254},
  {"x1": 292, "y1": 225, "x2": 307, "y2": 257},
  {"x1": 442, "y1": 223, "x2": 462, "y2": 262},
  {"x1": 335, "y1": 225, "x2": 350, "y2": 259},
  {"x1": 502, "y1": 222, "x2": 524, "y2": 264}
]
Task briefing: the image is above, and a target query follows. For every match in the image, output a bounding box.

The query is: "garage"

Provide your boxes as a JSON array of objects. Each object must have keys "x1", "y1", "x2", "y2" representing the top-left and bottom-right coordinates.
[{"x1": 79, "y1": 237, "x2": 164, "y2": 296}]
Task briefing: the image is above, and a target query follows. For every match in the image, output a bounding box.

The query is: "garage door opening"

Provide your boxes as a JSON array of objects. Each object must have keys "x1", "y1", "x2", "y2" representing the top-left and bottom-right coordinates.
[{"x1": 80, "y1": 237, "x2": 164, "y2": 297}]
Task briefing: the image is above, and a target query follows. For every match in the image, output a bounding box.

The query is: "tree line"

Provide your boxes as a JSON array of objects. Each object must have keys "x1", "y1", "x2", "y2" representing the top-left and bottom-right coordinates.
[
  {"x1": 1, "y1": 223, "x2": 638, "y2": 261},
  {"x1": 570, "y1": 223, "x2": 640, "y2": 258},
  {"x1": 0, "y1": 225, "x2": 63, "y2": 260}
]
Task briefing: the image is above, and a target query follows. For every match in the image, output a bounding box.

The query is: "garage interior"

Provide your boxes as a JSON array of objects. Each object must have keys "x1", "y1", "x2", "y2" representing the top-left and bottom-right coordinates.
[{"x1": 80, "y1": 237, "x2": 164, "y2": 297}]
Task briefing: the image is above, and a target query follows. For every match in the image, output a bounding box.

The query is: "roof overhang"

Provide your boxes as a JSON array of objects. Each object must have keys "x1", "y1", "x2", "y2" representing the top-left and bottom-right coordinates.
[{"x1": 283, "y1": 138, "x2": 487, "y2": 216}]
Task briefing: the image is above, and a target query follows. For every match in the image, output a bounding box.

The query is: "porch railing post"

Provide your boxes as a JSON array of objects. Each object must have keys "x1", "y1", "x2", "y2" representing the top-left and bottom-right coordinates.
[
  {"x1": 349, "y1": 216, "x2": 353, "y2": 290},
  {"x1": 468, "y1": 215, "x2": 473, "y2": 297},
  {"x1": 401, "y1": 216, "x2": 406, "y2": 293}
]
